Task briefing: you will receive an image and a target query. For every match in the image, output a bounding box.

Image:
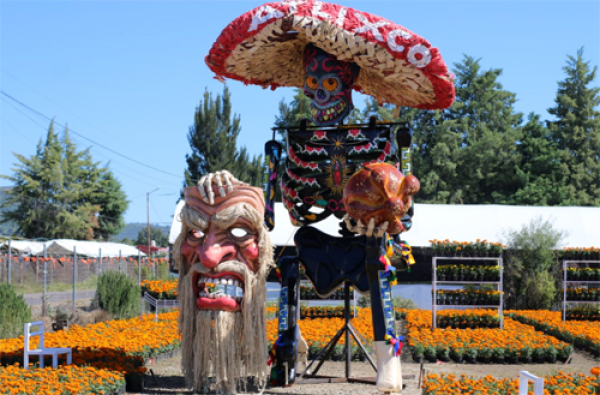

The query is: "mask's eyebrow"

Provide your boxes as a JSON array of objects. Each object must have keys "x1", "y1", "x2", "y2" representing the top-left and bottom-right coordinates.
[
  {"x1": 212, "y1": 204, "x2": 260, "y2": 233},
  {"x1": 180, "y1": 205, "x2": 209, "y2": 231}
]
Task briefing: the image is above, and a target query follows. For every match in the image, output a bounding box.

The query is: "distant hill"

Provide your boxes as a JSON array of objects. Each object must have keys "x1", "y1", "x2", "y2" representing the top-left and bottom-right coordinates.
[
  {"x1": 0, "y1": 186, "x2": 17, "y2": 236},
  {"x1": 114, "y1": 222, "x2": 170, "y2": 243}
]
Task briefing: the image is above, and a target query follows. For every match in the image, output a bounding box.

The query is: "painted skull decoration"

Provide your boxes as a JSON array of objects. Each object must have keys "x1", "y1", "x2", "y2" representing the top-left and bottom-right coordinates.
[{"x1": 303, "y1": 44, "x2": 360, "y2": 126}]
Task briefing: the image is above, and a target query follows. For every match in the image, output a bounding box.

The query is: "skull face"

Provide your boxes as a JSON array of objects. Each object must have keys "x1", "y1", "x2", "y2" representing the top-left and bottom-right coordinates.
[{"x1": 303, "y1": 44, "x2": 360, "y2": 126}]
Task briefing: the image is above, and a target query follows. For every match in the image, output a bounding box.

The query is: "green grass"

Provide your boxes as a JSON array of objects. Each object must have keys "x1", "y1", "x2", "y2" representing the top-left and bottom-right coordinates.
[{"x1": 10, "y1": 275, "x2": 100, "y2": 295}]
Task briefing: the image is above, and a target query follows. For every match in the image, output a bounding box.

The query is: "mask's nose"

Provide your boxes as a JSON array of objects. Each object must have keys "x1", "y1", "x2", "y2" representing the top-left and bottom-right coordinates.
[
  {"x1": 197, "y1": 233, "x2": 236, "y2": 269},
  {"x1": 316, "y1": 88, "x2": 329, "y2": 103}
]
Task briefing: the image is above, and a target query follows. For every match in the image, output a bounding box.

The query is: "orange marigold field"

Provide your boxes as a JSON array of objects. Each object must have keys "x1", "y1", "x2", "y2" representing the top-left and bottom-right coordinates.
[
  {"x1": 423, "y1": 372, "x2": 599, "y2": 395},
  {"x1": 140, "y1": 279, "x2": 178, "y2": 299},
  {"x1": 0, "y1": 364, "x2": 125, "y2": 395},
  {"x1": 0, "y1": 311, "x2": 180, "y2": 379},
  {"x1": 506, "y1": 310, "x2": 600, "y2": 358},
  {"x1": 407, "y1": 309, "x2": 572, "y2": 361},
  {"x1": 267, "y1": 307, "x2": 374, "y2": 346}
]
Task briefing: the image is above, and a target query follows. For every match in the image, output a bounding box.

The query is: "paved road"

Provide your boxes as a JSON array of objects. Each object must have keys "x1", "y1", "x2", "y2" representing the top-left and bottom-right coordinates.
[{"x1": 23, "y1": 290, "x2": 96, "y2": 305}]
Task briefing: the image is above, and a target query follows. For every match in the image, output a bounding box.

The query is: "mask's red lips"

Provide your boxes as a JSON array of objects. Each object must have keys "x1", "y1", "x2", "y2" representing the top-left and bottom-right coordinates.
[{"x1": 192, "y1": 272, "x2": 244, "y2": 312}]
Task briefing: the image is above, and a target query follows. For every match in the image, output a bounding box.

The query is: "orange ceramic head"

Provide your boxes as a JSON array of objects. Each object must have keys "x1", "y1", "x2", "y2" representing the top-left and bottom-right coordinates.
[{"x1": 342, "y1": 163, "x2": 420, "y2": 235}]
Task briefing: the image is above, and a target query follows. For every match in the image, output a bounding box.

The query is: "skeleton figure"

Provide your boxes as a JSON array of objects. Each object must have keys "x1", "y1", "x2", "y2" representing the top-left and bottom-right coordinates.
[{"x1": 266, "y1": 44, "x2": 418, "y2": 394}]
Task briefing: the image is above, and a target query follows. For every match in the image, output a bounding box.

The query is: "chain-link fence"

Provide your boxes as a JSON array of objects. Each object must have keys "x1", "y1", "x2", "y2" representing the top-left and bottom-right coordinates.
[{"x1": 0, "y1": 243, "x2": 171, "y2": 311}]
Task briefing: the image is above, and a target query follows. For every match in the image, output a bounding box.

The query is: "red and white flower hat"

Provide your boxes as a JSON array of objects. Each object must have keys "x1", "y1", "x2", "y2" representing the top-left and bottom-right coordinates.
[{"x1": 206, "y1": 0, "x2": 455, "y2": 110}]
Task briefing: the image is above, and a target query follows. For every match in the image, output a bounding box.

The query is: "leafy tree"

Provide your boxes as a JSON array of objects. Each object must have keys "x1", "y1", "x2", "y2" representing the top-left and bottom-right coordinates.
[
  {"x1": 135, "y1": 225, "x2": 168, "y2": 247},
  {"x1": 1, "y1": 121, "x2": 127, "y2": 240},
  {"x1": 503, "y1": 217, "x2": 566, "y2": 310},
  {"x1": 547, "y1": 48, "x2": 600, "y2": 206},
  {"x1": 184, "y1": 86, "x2": 263, "y2": 189}
]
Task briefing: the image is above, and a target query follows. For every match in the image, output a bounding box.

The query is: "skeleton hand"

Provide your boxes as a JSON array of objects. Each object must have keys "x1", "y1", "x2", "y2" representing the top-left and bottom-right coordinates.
[
  {"x1": 197, "y1": 170, "x2": 245, "y2": 205},
  {"x1": 344, "y1": 215, "x2": 389, "y2": 238}
]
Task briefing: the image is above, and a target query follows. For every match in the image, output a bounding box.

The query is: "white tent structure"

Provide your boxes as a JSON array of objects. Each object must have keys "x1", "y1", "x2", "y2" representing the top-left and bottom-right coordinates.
[
  {"x1": 0, "y1": 239, "x2": 144, "y2": 257},
  {"x1": 169, "y1": 202, "x2": 600, "y2": 248}
]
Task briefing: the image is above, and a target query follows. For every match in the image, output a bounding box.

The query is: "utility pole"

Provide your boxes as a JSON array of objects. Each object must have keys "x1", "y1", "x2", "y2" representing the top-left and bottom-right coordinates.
[{"x1": 147, "y1": 187, "x2": 161, "y2": 264}]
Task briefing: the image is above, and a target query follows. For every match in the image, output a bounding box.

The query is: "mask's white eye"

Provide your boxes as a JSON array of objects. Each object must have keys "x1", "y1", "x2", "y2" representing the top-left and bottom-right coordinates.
[
  {"x1": 230, "y1": 228, "x2": 249, "y2": 238},
  {"x1": 187, "y1": 229, "x2": 204, "y2": 241}
]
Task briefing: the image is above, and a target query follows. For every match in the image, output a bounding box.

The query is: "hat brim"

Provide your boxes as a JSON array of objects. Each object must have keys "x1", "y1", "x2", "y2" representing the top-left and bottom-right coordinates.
[{"x1": 206, "y1": 1, "x2": 455, "y2": 110}]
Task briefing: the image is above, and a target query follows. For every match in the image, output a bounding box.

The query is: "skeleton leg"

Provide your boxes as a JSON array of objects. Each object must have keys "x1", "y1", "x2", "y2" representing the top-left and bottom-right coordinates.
[{"x1": 365, "y1": 236, "x2": 402, "y2": 393}]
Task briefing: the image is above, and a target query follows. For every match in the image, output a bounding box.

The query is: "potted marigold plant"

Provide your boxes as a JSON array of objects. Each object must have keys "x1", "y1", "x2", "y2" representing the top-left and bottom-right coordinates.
[
  {"x1": 450, "y1": 347, "x2": 464, "y2": 364},
  {"x1": 412, "y1": 343, "x2": 424, "y2": 363},
  {"x1": 532, "y1": 347, "x2": 545, "y2": 364},
  {"x1": 424, "y1": 346, "x2": 437, "y2": 363},
  {"x1": 521, "y1": 346, "x2": 533, "y2": 364},
  {"x1": 479, "y1": 347, "x2": 493, "y2": 364},
  {"x1": 437, "y1": 346, "x2": 450, "y2": 363},
  {"x1": 492, "y1": 347, "x2": 505, "y2": 364},
  {"x1": 558, "y1": 345, "x2": 573, "y2": 363},
  {"x1": 507, "y1": 347, "x2": 519, "y2": 364},
  {"x1": 465, "y1": 347, "x2": 478, "y2": 364},
  {"x1": 545, "y1": 345, "x2": 557, "y2": 363}
]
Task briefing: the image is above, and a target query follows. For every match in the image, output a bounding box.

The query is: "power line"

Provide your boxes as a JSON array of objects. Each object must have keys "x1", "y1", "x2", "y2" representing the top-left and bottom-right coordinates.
[{"x1": 1, "y1": 90, "x2": 183, "y2": 179}]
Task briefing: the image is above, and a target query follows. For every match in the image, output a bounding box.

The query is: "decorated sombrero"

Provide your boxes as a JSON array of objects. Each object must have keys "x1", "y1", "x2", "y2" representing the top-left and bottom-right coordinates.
[{"x1": 206, "y1": 0, "x2": 455, "y2": 110}]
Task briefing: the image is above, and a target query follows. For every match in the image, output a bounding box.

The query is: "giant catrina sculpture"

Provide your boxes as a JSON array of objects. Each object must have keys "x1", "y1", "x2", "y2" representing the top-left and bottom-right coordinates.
[{"x1": 202, "y1": 1, "x2": 455, "y2": 394}]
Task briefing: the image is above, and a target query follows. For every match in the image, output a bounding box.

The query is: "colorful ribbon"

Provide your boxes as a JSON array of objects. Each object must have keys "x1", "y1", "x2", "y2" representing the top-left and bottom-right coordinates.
[
  {"x1": 379, "y1": 254, "x2": 398, "y2": 285},
  {"x1": 385, "y1": 329, "x2": 404, "y2": 357}
]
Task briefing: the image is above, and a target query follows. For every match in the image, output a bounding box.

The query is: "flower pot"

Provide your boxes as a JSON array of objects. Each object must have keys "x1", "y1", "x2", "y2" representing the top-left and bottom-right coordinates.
[
  {"x1": 413, "y1": 354, "x2": 424, "y2": 363},
  {"x1": 533, "y1": 356, "x2": 545, "y2": 364},
  {"x1": 520, "y1": 356, "x2": 532, "y2": 364},
  {"x1": 545, "y1": 355, "x2": 557, "y2": 363},
  {"x1": 425, "y1": 355, "x2": 437, "y2": 363},
  {"x1": 451, "y1": 356, "x2": 463, "y2": 364},
  {"x1": 492, "y1": 356, "x2": 504, "y2": 364},
  {"x1": 507, "y1": 356, "x2": 519, "y2": 364},
  {"x1": 465, "y1": 356, "x2": 477, "y2": 364}
]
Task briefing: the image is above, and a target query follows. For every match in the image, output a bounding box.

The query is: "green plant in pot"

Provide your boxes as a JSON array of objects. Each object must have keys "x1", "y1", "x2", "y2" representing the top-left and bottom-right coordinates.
[
  {"x1": 465, "y1": 347, "x2": 478, "y2": 364},
  {"x1": 545, "y1": 345, "x2": 557, "y2": 363},
  {"x1": 424, "y1": 346, "x2": 437, "y2": 362},
  {"x1": 491, "y1": 347, "x2": 505, "y2": 363},
  {"x1": 532, "y1": 347, "x2": 545, "y2": 363},
  {"x1": 480, "y1": 347, "x2": 493, "y2": 363},
  {"x1": 521, "y1": 346, "x2": 533, "y2": 363},
  {"x1": 558, "y1": 345, "x2": 573, "y2": 362},
  {"x1": 437, "y1": 346, "x2": 450, "y2": 362},
  {"x1": 450, "y1": 347, "x2": 464, "y2": 363},
  {"x1": 332, "y1": 344, "x2": 345, "y2": 361},
  {"x1": 412, "y1": 343, "x2": 425, "y2": 363},
  {"x1": 507, "y1": 347, "x2": 519, "y2": 364}
]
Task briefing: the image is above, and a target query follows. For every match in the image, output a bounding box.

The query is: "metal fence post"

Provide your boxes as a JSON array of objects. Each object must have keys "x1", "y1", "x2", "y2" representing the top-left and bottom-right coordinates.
[
  {"x1": 73, "y1": 246, "x2": 77, "y2": 311},
  {"x1": 139, "y1": 250, "x2": 143, "y2": 319},
  {"x1": 7, "y1": 240, "x2": 12, "y2": 284},
  {"x1": 98, "y1": 248, "x2": 102, "y2": 284},
  {"x1": 42, "y1": 245, "x2": 48, "y2": 317}
]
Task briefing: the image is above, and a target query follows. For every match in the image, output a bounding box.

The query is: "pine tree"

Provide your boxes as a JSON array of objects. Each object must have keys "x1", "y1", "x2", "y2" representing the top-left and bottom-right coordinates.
[
  {"x1": 547, "y1": 48, "x2": 600, "y2": 206},
  {"x1": 184, "y1": 86, "x2": 263, "y2": 189},
  {"x1": 93, "y1": 170, "x2": 129, "y2": 240},
  {"x1": 513, "y1": 113, "x2": 567, "y2": 205},
  {"x1": 449, "y1": 56, "x2": 523, "y2": 204}
]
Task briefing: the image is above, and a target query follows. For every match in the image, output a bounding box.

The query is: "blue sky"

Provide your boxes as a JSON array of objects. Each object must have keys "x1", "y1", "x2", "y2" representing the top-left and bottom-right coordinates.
[{"x1": 1, "y1": 1, "x2": 598, "y2": 230}]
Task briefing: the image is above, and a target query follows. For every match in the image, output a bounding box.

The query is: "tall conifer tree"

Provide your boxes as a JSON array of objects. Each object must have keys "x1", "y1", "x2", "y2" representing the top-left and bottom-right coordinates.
[
  {"x1": 547, "y1": 48, "x2": 600, "y2": 206},
  {"x1": 184, "y1": 86, "x2": 263, "y2": 189}
]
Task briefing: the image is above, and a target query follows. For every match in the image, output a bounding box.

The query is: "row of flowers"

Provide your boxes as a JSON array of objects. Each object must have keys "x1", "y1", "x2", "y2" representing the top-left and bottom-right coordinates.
[
  {"x1": 430, "y1": 239, "x2": 505, "y2": 256},
  {"x1": 506, "y1": 310, "x2": 600, "y2": 358},
  {"x1": 300, "y1": 305, "x2": 354, "y2": 319},
  {"x1": 435, "y1": 290, "x2": 502, "y2": 306},
  {"x1": 564, "y1": 287, "x2": 600, "y2": 301},
  {"x1": 565, "y1": 267, "x2": 600, "y2": 281},
  {"x1": 423, "y1": 371, "x2": 600, "y2": 395},
  {"x1": 436, "y1": 309, "x2": 501, "y2": 329},
  {"x1": 0, "y1": 364, "x2": 125, "y2": 395},
  {"x1": 565, "y1": 306, "x2": 600, "y2": 321},
  {"x1": 406, "y1": 309, "x2": 572, "y2": 364},
  {"x1": 0, "y1": 311, "x2": 181, "y2": 386},
  {"x1": 141, "y1": 279, "x2": 178, "y2": 300},
  {"x1": 559, "y1": 246, "x2": 600, "y2": 260},
  {"x1": 436, "y1": 264, "x2": 501, "y2": 282}
]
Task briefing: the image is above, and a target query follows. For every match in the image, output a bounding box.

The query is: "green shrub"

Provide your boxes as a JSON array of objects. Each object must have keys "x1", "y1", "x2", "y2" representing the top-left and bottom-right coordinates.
[
  {"x1": 392, "y1": 295, "x2": 418, "y2": 310},
  {"x1": 95, "y1": 271, "x2": 140, "y2": 320},
  {"x1": 0, "y1": 283, "x2": 32, "y2": 339}
]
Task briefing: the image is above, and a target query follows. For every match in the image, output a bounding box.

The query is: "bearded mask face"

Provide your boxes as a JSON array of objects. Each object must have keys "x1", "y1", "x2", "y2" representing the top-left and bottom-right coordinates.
[
  {"x1": 174, "y1": 180, "x2": 274, "y2": 394},
  {"x1": 303, "y1": 44, "x2": 360, "y2": 126}
]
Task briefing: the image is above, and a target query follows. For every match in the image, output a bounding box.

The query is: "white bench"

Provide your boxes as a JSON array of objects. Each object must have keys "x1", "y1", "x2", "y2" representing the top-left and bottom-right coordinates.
[{"x1": 24, "y1": 321, "x2": 72, "y2": 369}]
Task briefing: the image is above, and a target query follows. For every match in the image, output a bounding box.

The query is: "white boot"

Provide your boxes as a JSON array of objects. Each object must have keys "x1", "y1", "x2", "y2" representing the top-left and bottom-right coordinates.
[{"x1": 375, "y1": 340, "x2": 402, "y2": 394}]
